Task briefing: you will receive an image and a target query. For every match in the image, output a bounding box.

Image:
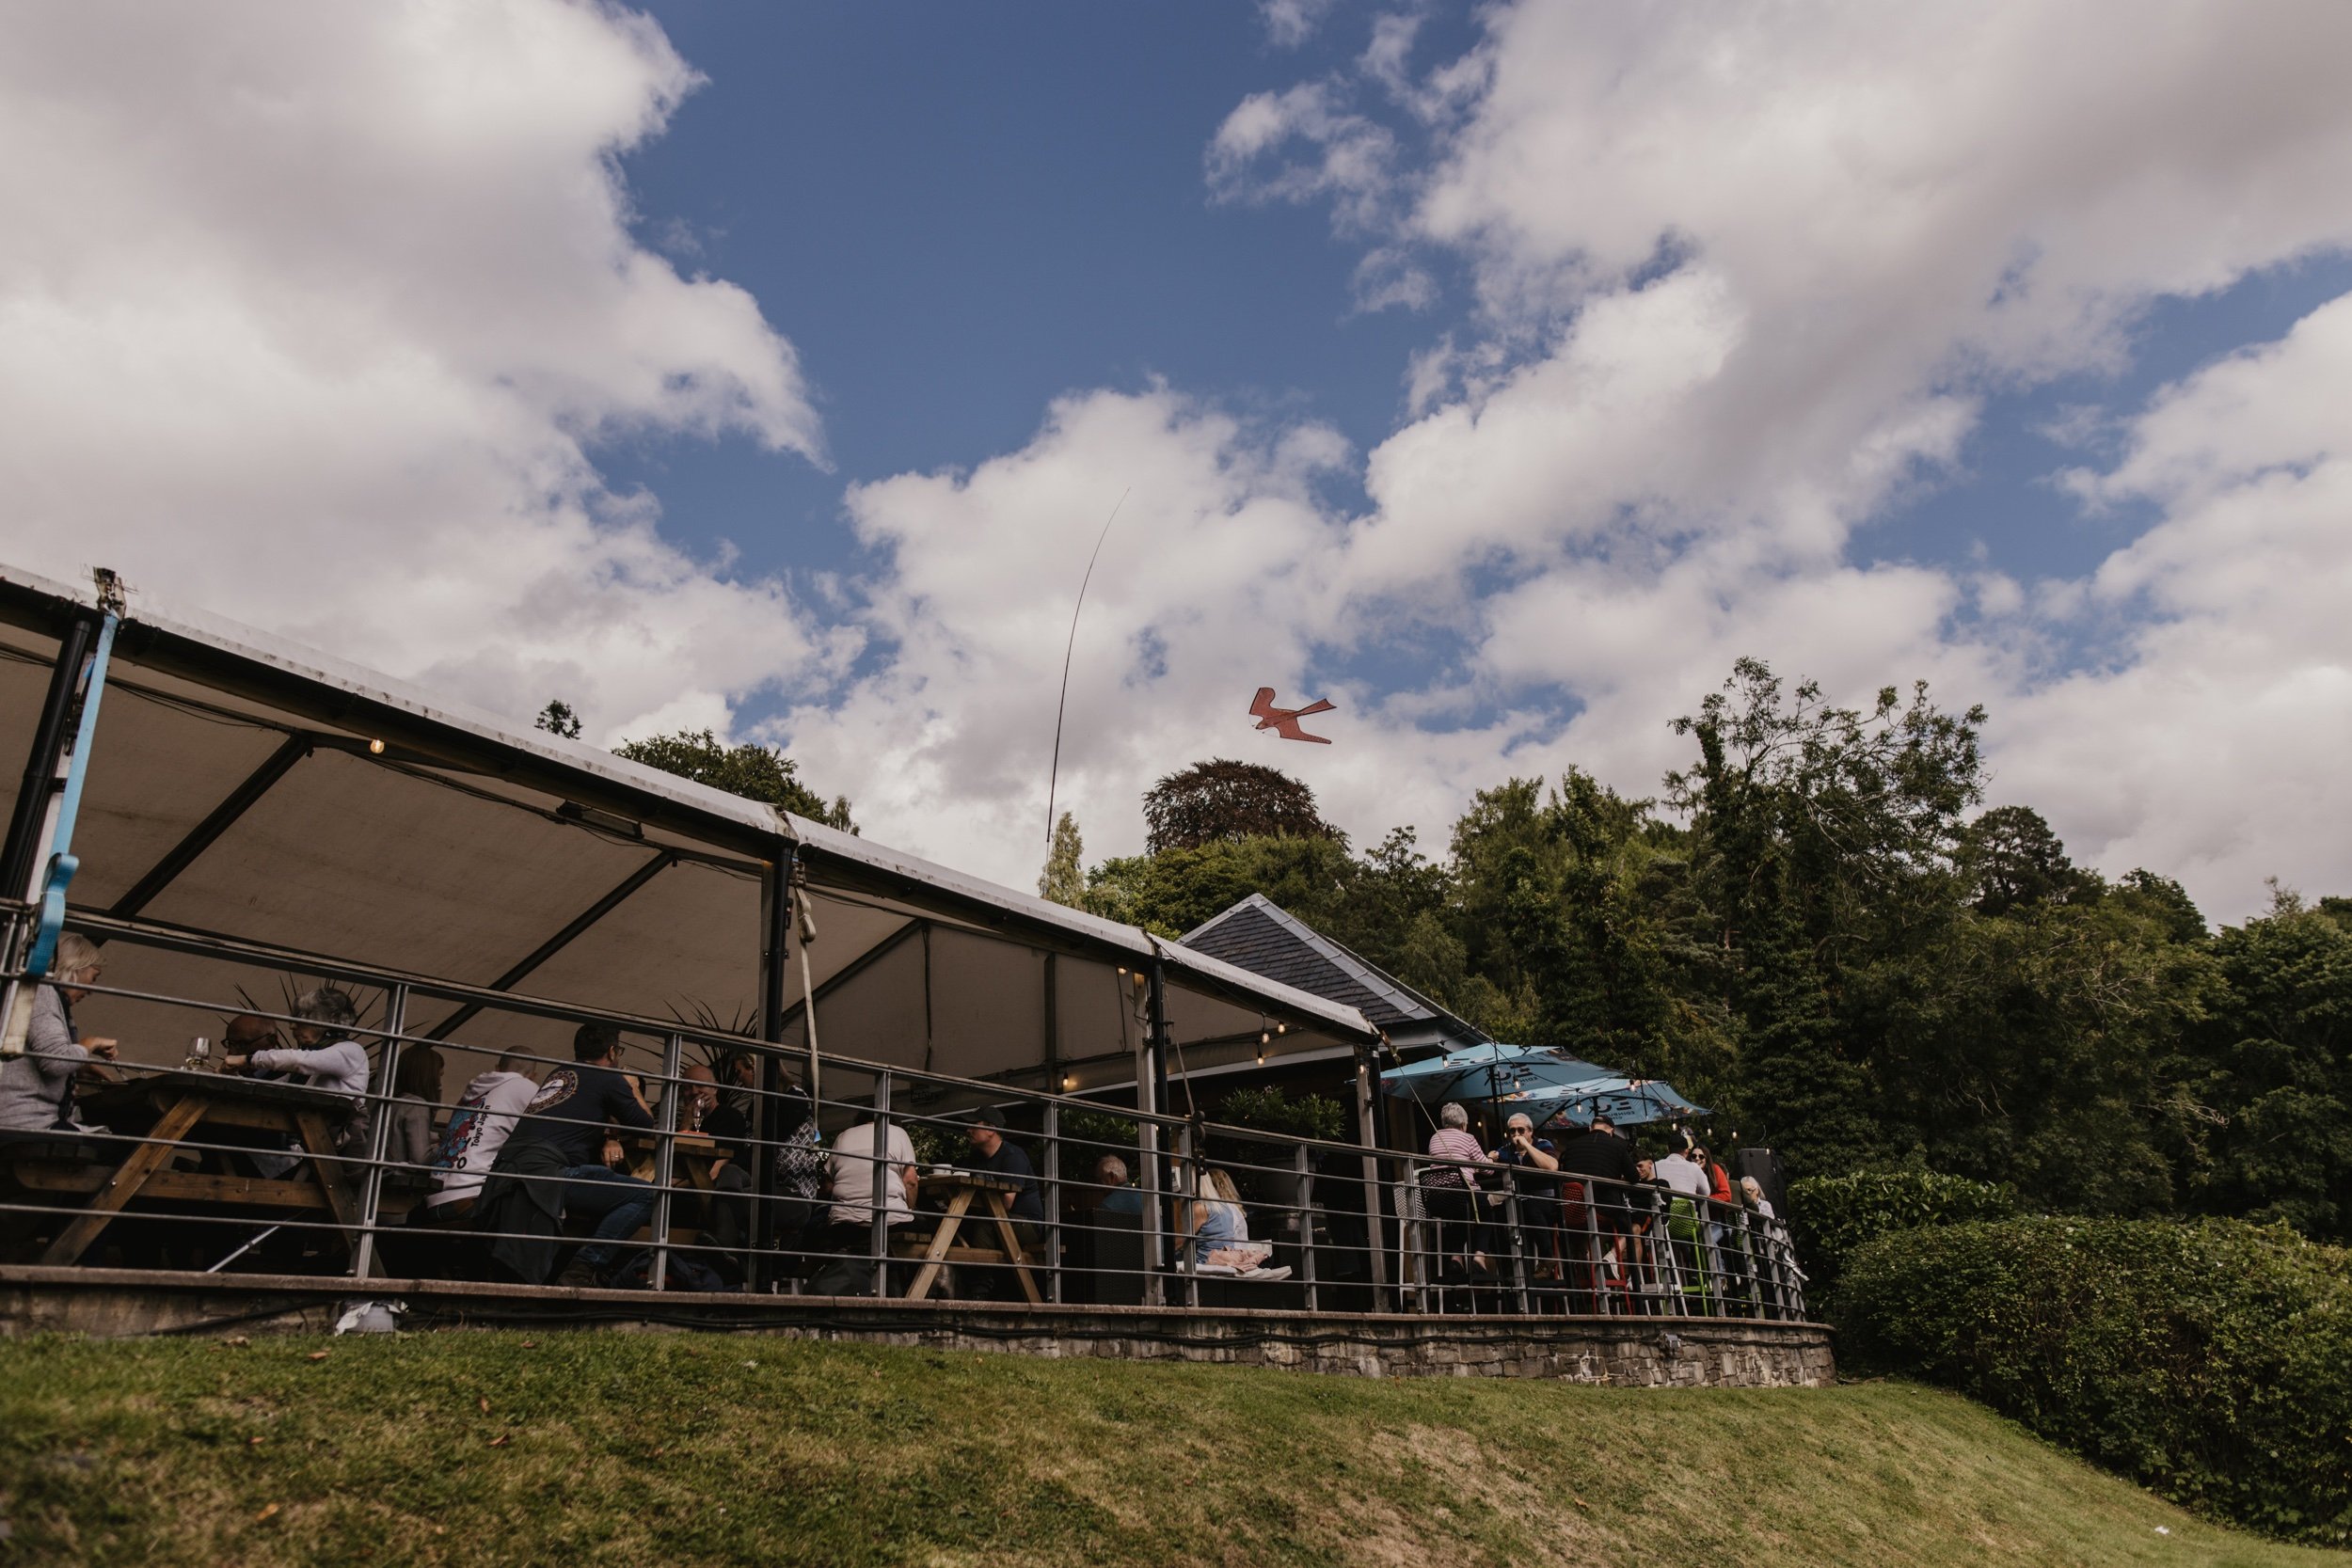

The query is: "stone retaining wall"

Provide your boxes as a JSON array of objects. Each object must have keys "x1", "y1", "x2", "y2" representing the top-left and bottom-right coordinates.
[{"x1": 0, "y1": 1266, "x2": 1833, "y2": 1387}]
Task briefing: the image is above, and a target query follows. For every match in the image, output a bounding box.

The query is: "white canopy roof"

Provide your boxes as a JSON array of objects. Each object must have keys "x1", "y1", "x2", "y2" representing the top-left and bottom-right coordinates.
[{"x1": 0, "y1": 563, "x2": 1374, "y2": 1090}]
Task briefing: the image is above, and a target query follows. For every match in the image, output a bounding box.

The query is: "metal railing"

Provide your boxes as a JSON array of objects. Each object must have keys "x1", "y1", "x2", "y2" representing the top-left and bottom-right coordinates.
[{"x1": 0, "y1": 920, "x2": 1807, "y2": 1323}]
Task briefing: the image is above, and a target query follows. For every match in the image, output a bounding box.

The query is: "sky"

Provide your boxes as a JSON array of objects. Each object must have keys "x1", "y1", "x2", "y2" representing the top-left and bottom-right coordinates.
[{"x1": 5, "y1": 0, "x2": 2352, "y2": 925}]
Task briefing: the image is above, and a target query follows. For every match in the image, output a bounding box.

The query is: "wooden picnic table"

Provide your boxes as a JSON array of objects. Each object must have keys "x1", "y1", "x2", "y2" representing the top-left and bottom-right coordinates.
[
  {"x1": 8, "y1": 1069, "x2": 370, "y2": 1266},
  {"x1": 621, "y1": 1132, "x2": 729, "y2": 1193},
  {"x1": 893, "y1": 1170, "x2": 1044, "y2": 1305}
]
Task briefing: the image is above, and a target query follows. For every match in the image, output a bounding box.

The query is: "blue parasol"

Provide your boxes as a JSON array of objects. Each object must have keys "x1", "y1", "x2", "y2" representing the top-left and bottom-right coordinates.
[
  {"x1": 1514, "y1": 1075, "x2": 1708, "y2": 1129},
  {"x1": 1377, "y1": 1043, "x2": 1613, "y2": 1105}
]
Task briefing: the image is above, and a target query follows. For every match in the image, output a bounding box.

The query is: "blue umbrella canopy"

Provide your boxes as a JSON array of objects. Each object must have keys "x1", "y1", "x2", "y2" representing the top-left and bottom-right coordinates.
[
  {"x1": 1377, "y1": 1043, "x2": 1612, "y2": 1104},
  {"x1": 1515, "y1": 1075, "x2": 1708, "y2": 1129}
]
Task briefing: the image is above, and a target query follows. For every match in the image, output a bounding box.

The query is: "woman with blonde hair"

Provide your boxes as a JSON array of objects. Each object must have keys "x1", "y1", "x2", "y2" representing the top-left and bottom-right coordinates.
[
  {"x1": 1183, "y1": 1166, "x2": 1275, "y2": 1273},
  {"x1": 0, "y1": 933, "x2": 119, "y2": 1132}
]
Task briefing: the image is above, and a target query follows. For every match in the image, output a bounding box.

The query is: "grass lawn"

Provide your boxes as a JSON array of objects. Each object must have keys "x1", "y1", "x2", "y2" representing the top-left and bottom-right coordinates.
[{"x1": 0, "y1": 1331, "x2": 2341, "y2": 1567}]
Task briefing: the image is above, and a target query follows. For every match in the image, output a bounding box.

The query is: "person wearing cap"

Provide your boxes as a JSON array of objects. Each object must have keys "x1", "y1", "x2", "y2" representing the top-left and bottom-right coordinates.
[
  {"x1": 958, "y1": 1111, "x2": 1043, "y2": 1301},
  {"x1": 963, "y1": 1110, "x2": 1043, "y2": 1224}
]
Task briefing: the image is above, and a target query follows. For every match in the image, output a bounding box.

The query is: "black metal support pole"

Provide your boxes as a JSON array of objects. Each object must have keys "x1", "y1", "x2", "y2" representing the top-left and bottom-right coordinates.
[
  {"x1": 1294, "y1": 1140, "x2": 1318, "y2": 1314},
  {"x1": 1145, "y1": 953, "x2": 1172, "y2": 1277},
  {"x1": 0, "y1": 613, "x2": 94, "y2": 911},
  {"x1": 750, "y1": 848, "x2": 793, "y2": 1291},
  {"x1": 1042, "y1": 1099, "x2": 1062, "y2": 1306}
]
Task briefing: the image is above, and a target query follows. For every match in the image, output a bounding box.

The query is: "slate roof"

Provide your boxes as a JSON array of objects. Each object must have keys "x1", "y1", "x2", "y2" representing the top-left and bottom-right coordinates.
[{"x1": 1180, "y1": 893, "x2": 1489, "y2": 1045}]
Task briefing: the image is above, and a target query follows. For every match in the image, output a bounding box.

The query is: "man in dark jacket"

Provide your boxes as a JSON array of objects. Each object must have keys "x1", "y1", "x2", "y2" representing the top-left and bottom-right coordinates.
[{"x1": 477, "y1": 1022, "x2": 655, "y2": 1287}]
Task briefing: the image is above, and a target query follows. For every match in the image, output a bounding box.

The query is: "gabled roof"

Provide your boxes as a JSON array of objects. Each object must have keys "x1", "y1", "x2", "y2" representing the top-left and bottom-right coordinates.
[{"x1": 1180, "y1": 893, "x2": 1490, "y2": 1046}]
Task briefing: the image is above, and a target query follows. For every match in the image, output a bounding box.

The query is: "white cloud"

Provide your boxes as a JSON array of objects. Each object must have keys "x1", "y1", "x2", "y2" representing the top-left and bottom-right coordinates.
[
  {"x1": 1994, "y1": 295, "x2": 2352, "y2": 915},
  {"x1": 0, "y1": 0, "x2": 832, "y2": 743},
  {"x1": 1206, "y1": 84, "x2": 1397, "y2": 233},
  {"x1": 1257, "y1": 0, "x2": 1337, "y2": 51},
  {"x1": 777, "y1": 388, "x2": 1375, "y2": 874}
]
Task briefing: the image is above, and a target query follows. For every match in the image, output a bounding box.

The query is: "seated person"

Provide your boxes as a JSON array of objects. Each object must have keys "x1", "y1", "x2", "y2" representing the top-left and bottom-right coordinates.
[
  {"x1": 812, "y1": 1115, "x2": 918, "y2": 1292},
  {"x1": 1092, "y1": 1153, "x2": 1143, "y2": 1215},
  {"x1": 951, "y1": 1111, "x2": 1042, "y2": 1300},
  {"x1": 961, "y1": 1110, "x2": 1042, "y2": 1223},
  {"x1": 1182, "y1": 1167, "x2": 1274, "y2": 1274},
  {"x1": 676, "y1": 1063, "x2": 754, "y2": 1281},
  {"x1": 0, "y1": 933, "x2": 119, "y2": 1133},
  {"x1": 422, "y1": 1052, "x2": 540, "y2": 1217},
  {"x1": 386, "y1": 1045, "x2": 445, "y2": 1172},
  {"x1": 210, "y1": 1011, "x2": 302, "y2": 1178},
  {"x1": 224, "y1": 987, "x2": 373, "y2": 1149},
  {"x1": 473, "y1": 1022, "x2": 656, "y2": 1288},
  {"x1": 1421, "y1": 1101, "x2": 1493, "y2": 1275}
]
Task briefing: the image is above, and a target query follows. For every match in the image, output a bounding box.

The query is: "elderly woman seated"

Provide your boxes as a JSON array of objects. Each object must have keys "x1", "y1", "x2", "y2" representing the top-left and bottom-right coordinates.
[{"x1": 0, "y1": 933, "x2": 120, "y2": 1133}]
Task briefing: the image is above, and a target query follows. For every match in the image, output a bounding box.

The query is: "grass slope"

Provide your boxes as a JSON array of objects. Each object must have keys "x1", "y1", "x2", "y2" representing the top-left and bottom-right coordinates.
[{"x1": 1, "y1": 1333, "x2": 2343, "y2": 1568}]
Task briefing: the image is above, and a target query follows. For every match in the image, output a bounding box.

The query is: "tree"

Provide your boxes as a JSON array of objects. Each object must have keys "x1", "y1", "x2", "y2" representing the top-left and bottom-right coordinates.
[
  {"x1": 533, "y1": 699, "x2": 583, "y2": 740},
  {"x1": 613, "y1": 728, "x2": 855, "y2": 832},
  {"x1": 1085, "y1": 832, "x2": 1355, "y2": 939},
  {"x1": 1665, "y1": 657, "x2": 1987, "y2": 1176},
  {"x1": 2182, "y1": 895, "x2": 2352, "y2": 1241},
  {"x1": 1039, "y1": 812, "x2": 1085, "y2": 907},
  {"x1": 1964, "y1": 804, "x2": 2094, "y2": 916},
  {"x1": 1141, "y1": 759, "x2": 1341, "y2": 854}
]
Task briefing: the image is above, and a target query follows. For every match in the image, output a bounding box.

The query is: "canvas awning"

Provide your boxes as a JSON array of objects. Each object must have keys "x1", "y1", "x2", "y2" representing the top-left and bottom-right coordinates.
[{"x1": 0, "y1": 563, "x2": 1375, "y2": 1093}]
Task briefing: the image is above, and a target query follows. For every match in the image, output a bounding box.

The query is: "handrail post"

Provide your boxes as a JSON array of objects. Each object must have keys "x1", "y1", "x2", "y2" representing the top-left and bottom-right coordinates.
[
  {"x1": 869, "y1": 1070, "x2": 894, "y2": 1299},
  {"x1": 1042, "y1": 1099, "x2": 1063, "y2": 1306},
  {"x1": 1504, "y1": 1166, "x2": 1529, "y2": 1316},
  {"x1": 1293, "y1": 1141, "x2": 1317, "y2": 1314},
  {"x1": 1176, "y1": 1122, "x2": 1199, "y2": 1310},
  {"x1": 1353, "y1": 1047, "x2": 1388, "y2": 1303},
  {"x1": 349, "y1": 982, "x2": 406, "y2": 1282},
  {"x1": 1582, "y1": 1180, "x2": 1604, "y2": 1316},
  {"x1": 1403, "y1": 1157, "x2": 1427, "y2": 1314},
  {"x1": 649, "y1": 1031, "x2": 684, "y2": 1292}
]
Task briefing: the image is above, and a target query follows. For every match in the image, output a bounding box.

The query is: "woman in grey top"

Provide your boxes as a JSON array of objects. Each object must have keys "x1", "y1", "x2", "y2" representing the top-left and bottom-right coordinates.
[{"x1": 0, "y1": 933, "x2": 119, "y2": 1132}]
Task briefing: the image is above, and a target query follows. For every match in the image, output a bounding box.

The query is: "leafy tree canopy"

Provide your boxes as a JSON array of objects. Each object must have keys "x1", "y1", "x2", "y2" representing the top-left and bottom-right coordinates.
[
  {"x1": 1142, "y1": 758, "x2": 1341, "y2": 855},
  {"x1": 613, "y1": 727, "x2": 854, "y2": 832}
]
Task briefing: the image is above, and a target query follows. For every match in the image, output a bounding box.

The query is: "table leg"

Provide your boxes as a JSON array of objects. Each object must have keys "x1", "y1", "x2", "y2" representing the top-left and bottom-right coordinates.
[
  {"x1": 39, "y1": 1093, "x2": 208, "y2": 1265},
  {"x1": 904, "y1": 1187, "x2": 975, "y2": 1302},
  {"x1": 983, "y1": 1192, "x2": 1044, "y2": 1306},
  {"x1": 294, "y1": 1109, "x2": 367, "y2": 1260}
]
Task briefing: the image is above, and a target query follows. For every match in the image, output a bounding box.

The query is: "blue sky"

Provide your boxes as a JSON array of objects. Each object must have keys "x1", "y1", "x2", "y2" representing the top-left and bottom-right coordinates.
[
  {"x1": 600, "y1": 5, "x2": 1459, "y2": 583},
  {"x1": 11, "y1": 0, "x2": 2352, "y2": 919}
]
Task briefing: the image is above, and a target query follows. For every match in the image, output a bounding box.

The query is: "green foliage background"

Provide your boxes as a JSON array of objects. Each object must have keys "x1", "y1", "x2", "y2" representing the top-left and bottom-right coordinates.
[
  {"x1": 1837, "y1": 1217, "x2": 2352, "y2": 1546},
  {"x1": 1784, "y1": 1169, "x2": 2016, "y2": 1297},
  {"x1": 1057, "y1": 657, "x2": 2351, "y2": 1251}
]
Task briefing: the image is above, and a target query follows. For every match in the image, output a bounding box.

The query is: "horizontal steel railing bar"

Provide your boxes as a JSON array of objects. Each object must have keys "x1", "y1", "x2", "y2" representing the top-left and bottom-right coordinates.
[{"x1": 13, "y1": 934, "x2": 1220, "y2": 1134}]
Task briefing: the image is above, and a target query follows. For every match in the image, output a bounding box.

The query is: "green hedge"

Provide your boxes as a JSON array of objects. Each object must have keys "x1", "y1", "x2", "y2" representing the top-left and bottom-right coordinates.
[
  {"x1": 1786, "y1": 1169, "x2": 2014, "y2": 1296},
  {"x1": 1838, "y1": 1217, "x2": 2352, "y2": 1546}
]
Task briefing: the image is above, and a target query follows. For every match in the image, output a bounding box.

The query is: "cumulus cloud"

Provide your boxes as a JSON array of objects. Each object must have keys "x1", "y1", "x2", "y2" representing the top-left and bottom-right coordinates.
[
  {"x1": 1994, "y1": 297, "x2": 2352, "y2": 910},
  {"x1": 1166, "y1": 0, "x2": 2352, "y2": 920},
  {"x1": 0, "y1": 0, "x2": 833, "y2": 743},
  {"x1": 777, "y1": 388, "x2": 1388, "y2": 872}
]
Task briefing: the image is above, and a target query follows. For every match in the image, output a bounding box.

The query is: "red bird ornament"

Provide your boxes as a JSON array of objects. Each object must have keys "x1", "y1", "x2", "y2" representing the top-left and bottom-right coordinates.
[{"x1": 1249, "y1": 687, "x2": 1337, "y2": 744}]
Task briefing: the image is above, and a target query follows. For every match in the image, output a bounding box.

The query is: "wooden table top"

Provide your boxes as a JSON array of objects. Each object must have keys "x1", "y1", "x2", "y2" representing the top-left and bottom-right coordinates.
[{"x1": 76, "y1": 1068, "x2": 356, "y2": 1120}]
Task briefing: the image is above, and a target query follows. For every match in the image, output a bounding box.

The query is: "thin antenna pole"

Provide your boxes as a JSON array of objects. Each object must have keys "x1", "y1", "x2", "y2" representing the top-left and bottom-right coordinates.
[{"x1": 1045, "y1": 488, "x2": 1129, "y2": 845}]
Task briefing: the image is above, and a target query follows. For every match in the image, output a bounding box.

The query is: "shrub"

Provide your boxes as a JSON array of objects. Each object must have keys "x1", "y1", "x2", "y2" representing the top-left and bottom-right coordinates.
[
  {"x1": 1838, "y1": 1217, "x2": 2352, "y2": 1546},
  {"x1": 1785, "y1": 1168, "x2": 2014, "y2": 1295}
]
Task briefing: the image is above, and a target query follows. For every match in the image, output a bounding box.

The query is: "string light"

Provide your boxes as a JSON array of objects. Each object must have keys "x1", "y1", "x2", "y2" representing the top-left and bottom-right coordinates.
[{"x1": 367, "y1": 738, "x2": 385, "y2": 754}]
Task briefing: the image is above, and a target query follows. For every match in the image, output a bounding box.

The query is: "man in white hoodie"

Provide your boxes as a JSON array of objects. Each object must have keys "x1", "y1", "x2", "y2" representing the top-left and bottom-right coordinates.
[{"x1": 423, "y1": 1053, "x2": 542, "y2": 1215}]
